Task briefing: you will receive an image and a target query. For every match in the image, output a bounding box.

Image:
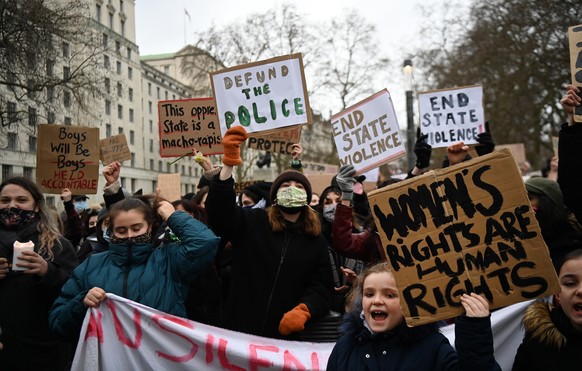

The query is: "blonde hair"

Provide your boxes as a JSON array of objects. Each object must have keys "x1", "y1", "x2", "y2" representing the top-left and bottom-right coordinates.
[{"x1": 267, "y1": 205, "x2": 321, "y2": 236}]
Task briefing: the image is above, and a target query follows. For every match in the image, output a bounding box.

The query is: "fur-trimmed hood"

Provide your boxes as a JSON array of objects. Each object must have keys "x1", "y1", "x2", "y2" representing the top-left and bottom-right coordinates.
[{"x1": 523, "y1": 301, "x2": 572, "y2": 350}]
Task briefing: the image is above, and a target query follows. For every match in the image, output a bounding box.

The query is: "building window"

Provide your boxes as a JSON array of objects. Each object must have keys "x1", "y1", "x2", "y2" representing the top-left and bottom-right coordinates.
[
  {"x1": 105, "y1": 100, "x2": 111, "y2": 115},
  {"x1": 131, "y1": 178, "x2": 136, "y2": 192},
  {"x1": 152, "y1": 180, "x2": 157, "y2": 192},
  {"x1": 103, "y1": 33, "x2": 108, "y2": 47},
  {"x1": 117, "y1": 104, "x2": 123, "y2": 119},
  {"x1": 174, "y1": 164, "x2": 178, "y2": 173},
  {"x1": 109, "y1": 12, "x2": 113, "y2": 29},
  {"x1": 149, "y1": 120, "x2": 153, "y2": 133},
  {"x1": 28, "y1": 136, "x2": 36, "y2": 152},
  {"x1": 104, "y1": 55, "x2": 110, "y2": 69},
  {"x1": 120, "y1": 177, "x2": 126, "y2": 188},
  {"x1": 117, "y1": 82, "x2": 122, "y2": 97},
  {"x1": 129, "y1": 130, "x2": 134, "y2": 144},
  {"x1": 188, "y1": 167, "x2": 192, "y2": 176},
  {"x1": 167, "y1": 163, "x2": 171, "y2": 172},
  {"x1": 148, "y1": 83, "x2": 152, "y2": 95},
  {"x1": 106, "y1": 124, "x2": 111, "y2": 137},
  {"x1": 129, "y1": 109, "x2": 134, "y2": 123},
  {"x1": 148, "y1": 101, "x2": 152, "y2": 114},
  {"x1": 7, "y1": 101, "x2": 17, "y2": 123},
  {"x1": 7, "y1": 133, "x2": 17, "y2": 150},
  {"x1": 128, "y1": 67, "x2": 133, "y2": 80},
  {"x1": 164, "y1": 65, "x2": 169, "y2": 74},
  {"x1": 64, "y1": 117, "x2": 72, "y2": 125},
  {"x1": 23, "y1": 167, "x2": 33, "y2": 178},
  {"x1": 46, "y1": 60, "x2": 54, "y2": 76},
  {"x1": 118, "y1": 127, "x2": 123, "y2": 134},
  {"x1": 47, "y1": 111, "x2": 55, "y2": 124},
  {"x1": 130, "y1": 153, "x2": 135, "y2": 167},
  {"x1": 28, "y1": 107, "x2": 37, "y2": 126},
  {"x1": 63, "y1": 66, "x2": 70, "y2": 80},
  {"x1": 63, "y1": 91, "x2": 71, "y2": 107},
  {"x1": 150, "y1": 159, "x2": 154, "y2": 170},
  {"x1": 104, "y1": 78, "x2": 110, "y2": 93},
  {"x1": 173, "y1": 94, "x2": 176, "y2": 100},
  {"x1": 115, "y1": 40, "x2": 121, "y2": 54},
  {"x1": 120, "y1": 0, "x2": 124, "y2": 12},
  {"x1": 182, "y1": 165, "x2": 185, "y2": 175},
  {"x1": 62, "y1": 42, "x2": 70, "y2": 58},
  {"x1": 149, "y1": 139, "x2": 153, "y2": 152},
  {"x1": 157, "y1": 87, "x2": 160, "y2": 99},
  {"x1": 2, "y1": 165, "x2": 13, "y2": 181},
  {"x1": 121, "y1": 20, "x2": 125, "y2": 38},
  {"x1": 96, "y1": 4, "x2": 101, "y2": 23},
  {"x1": 47, "y1": 86, "x2": 54, "y2": 102},
  {"x1": 126, "y1": 47, "x2": 131, "y2": 59},
  {"x1": 158, "y1": 160, "x2": 162, "y2": 171},
  {"x1": 128, "y1": 88, "x2": 133, "y2": 102},
  {"x1": 116, "y1": 61, "x2": 121, "y2": 74},
  {"x1": 165, "y1": 91, "x2": 168, "y2": 100}
]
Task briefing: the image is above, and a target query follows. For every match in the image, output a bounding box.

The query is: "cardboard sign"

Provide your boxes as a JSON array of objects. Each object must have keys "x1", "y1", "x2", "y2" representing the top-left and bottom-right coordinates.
[
  {"x1": 247, "y1": 125, "x2": 301, "y2": 155},
  {"x1": 158, "y1": 98, "x2": 222, "y2": 157},
  {"x1": 552, "y1": 136, "x2": 559, "y2": 157},
  {"x1": 307, "y1": 173, "x2": 336, "y2": 195},
  {"x1": 331, "y1": 89, "x2": 405, "y2": 175},
  {"x1": 367, "y1": 149, "x2": 559, "y2": 326},
  {"x1": 157, "y1": 173, "x2": 181, "y2": 202},
  {"x1": 418, "y1": 85, "x2": 485, "y2": 148},
  {"x1": 568, "y1": 24, "x2": 582, "y2": 123},
  {"x1": 234, "y1": 180, "x2": 266, "y2": 194},
  {"x1": 36, "y1": 124, "x2": 99, "y2": 194},
  {"x1": 495, "y1": 143, "x2": 526, "y2": 169},
  {"x1": 99, "y1": 134, "x2": 132, "y2": 164},
  {"x1": 210, "y1": 53, "x2": 312, "y2": 135}
]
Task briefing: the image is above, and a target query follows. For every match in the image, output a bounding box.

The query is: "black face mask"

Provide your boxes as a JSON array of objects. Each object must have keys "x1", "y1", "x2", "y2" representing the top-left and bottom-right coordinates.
[
  {"x1": 0, "y1": 207, "x2": 37, "y2": 230},
  {"x1": 87, "y1": 227, "x2": 97, "y2": 236},
  {"x1": 109, "y1": 231, "x2": 152, "y2": 245}
]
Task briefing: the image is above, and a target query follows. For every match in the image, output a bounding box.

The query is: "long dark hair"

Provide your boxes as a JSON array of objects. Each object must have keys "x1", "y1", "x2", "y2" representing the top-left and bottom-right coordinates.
[
  {"x1": 0, "y1": 176, "x2": 61, "y2": 259},
  {"x1": 107, "y1": 195, "x2": 165, "y2": 234}
]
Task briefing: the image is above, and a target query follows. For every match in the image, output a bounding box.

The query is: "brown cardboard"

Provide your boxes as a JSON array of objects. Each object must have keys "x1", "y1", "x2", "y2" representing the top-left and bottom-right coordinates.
[
  {"x1": 302, "y1": 162, "x2": 339, "y2": 175},
  {"x1": 568, "y1": 24, "x2": 582, "y2": 123},
  {"x1": 307, "y1": 174, "x2": 336, "y2": 195},
  {"x1": 158, "y1": 98, "x2": 222, "y2": 157},
  {"x1": 36, "y1": 124, "x2": 99, "y2": 194},
  {"x1": 234, "y1": 180, "x2": 266, "y2": 194},
  {"x1": 367, "y1": 149, "x2": 560, "y2": 326},
  {"x1": 552, "y1": 136, "x2": 559, "y2": 158},
  {"x1": 247, "y1": 126, "x2": 302, "y2": 155},
  {"x1": 495, "y1": 143, "x2": 526, "y2": 169},
  {"x1": 157, "y1": 173, "x2": 181, "y2": 202},
  {"x1": 99, "y1": 134, "x2": 132, "y2": 164}
]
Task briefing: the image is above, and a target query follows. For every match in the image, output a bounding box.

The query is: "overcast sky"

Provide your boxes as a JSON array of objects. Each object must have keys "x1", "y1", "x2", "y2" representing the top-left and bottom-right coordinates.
[{"x1": 134, "y1": 0, "x2": 467, "y2": 125}]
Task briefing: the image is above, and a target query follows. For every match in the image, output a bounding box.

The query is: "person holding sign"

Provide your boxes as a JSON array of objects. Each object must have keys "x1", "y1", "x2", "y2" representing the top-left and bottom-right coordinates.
[
  {"x1": 326, "y1": 262, "x2": 500, "y2": 371},
  {"x1": 512, "y1": 249, "x2": 582, "y2": 370},
  {"x1": 48, "y1": 194, "x2": 220, "y2": 341},
  {"x1": 0, "y1": 176, "x2": 79, "y2": 371},
  {"x1": 206, "y1": 126, "x2": 334, "y2": 339}
]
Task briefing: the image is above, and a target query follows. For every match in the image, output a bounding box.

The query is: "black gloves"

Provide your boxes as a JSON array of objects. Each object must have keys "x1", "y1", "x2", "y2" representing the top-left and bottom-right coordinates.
[
  {"x1": 414, "y1": 128, "x2": 432, "y2": 168},
  {"x1": 475, "y1": 121, "x2": 495, "y2": 156}
]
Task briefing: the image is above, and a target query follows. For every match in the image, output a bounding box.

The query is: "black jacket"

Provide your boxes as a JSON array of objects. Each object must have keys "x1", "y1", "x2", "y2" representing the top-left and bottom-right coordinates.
[
  {"x1": 0, "y1": 221, "x2": 78, "y2": 371},
  {"x1": 206, "y1": 175, "x2": 334, "y2": 339},
  {"x1": 327, "y1": 309, "x2": 500, "y2": 371},
  {"x1": 558, "y1": 122, "x2": 582, "y2": 224},
  {"x1": 512, "y1": 301, "x2": 582, "y2": 370}
]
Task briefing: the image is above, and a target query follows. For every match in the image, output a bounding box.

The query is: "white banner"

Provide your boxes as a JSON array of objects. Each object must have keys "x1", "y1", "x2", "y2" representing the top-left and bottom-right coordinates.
[
  {"x1": 418, "y1": 85, "x2": 485, "y2": 148},
  {"x1": 72, "y1": 294, "x2": 530, "y2": 371}
]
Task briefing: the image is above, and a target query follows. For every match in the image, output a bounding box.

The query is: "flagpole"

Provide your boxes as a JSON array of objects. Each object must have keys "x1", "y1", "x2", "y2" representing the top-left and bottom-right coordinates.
[{"x1": 184, "y1": 11, "x2": 187, "y2": 45}]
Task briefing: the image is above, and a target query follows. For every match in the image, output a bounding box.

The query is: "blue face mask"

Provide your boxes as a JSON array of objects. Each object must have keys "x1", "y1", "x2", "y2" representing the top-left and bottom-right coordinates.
[{"x1": 74, "y1": 200, "x2": 88, "y2": 213}]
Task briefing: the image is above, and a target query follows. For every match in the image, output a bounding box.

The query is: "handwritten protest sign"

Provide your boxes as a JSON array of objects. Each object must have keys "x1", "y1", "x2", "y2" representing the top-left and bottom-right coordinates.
[
  {"x1": 210, "y1": 53, "x2": 312, "y2": 135},
  {"x1": 157, "y1": 173, "x2": 181, "y2": 202},
  {"x1": 158, "y1": 98, "x2": 222, "y2": 157},
  {"x1": 495, "y1": 143, "x2": 526, "y2": 171},
  {"x1": 36, "y1": 124, "x2": 99, "y2": 194},
  {"x1": 368, "y1": 149, "x2": 559, "y2": 326},
  {"x1": 99, "y1": 134, "x2": 132, "y2": 164},
  {"x1": 418, "y1": 85, "x2": 485, "y2": 148},
  {"x1": 331, "y1": 89, "x2": 405, "y2": 175},
  {"x1": 568, "y1": 24, "x2": 582, "y2": 123},
  {"x1": 247, "y1": 125, "x2": 301, "y2": 155}
]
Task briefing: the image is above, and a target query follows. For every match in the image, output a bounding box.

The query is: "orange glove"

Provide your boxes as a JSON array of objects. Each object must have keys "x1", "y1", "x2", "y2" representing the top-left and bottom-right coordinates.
[
  {"x1": 221, "y1": 126, "x2": 248, "y2": 166},
  {"x1": 278, "y1": 303, "x2": 311, "y2": 335}
]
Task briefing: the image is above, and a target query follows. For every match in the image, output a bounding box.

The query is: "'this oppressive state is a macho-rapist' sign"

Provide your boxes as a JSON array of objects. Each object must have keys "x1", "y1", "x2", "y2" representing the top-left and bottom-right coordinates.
[
  {"x1": 210, "y1": 53, "x2": 312, "y2": 135},
  {"x1": 331, "y1": 89, "x2": 405, "y2": 175},
  {"x1": 367, "y1": 149, "x2": 559, "y2": 326},
  {"x1": 418, "y1": 85, "x2": 485, "y2": 148}
]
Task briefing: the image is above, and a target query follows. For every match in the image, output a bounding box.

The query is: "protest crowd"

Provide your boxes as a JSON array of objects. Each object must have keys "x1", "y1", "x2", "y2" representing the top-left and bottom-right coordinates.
[{"x1": 1, "y1": 47, "x2": 582, "y2": 371}]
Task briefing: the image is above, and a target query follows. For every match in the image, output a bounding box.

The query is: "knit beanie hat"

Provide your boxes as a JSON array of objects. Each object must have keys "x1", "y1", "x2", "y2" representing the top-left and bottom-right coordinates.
[
  {"x1": 270, "y1": 170, "x2": 312, "y2": 204},
  {"x1": 525, "y1": 177, "x2": 563, "y2": 207}
]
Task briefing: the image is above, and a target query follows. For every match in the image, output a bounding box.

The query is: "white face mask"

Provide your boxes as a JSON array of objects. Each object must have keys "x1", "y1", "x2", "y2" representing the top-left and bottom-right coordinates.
[{"x1": 323, "y1": 204, "x2": 337, "y2": 223}]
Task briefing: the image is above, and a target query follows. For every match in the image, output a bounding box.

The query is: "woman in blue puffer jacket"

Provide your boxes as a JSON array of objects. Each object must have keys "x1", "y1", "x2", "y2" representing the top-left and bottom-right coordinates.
[{"x1": 49, "y1": 195, "x2": 219, "y2": 341}]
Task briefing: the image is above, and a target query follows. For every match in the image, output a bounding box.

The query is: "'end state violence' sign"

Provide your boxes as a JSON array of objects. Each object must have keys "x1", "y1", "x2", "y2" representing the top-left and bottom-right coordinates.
[{"x1": 368, "y1": 149, "x2": 559, "y2": 326}]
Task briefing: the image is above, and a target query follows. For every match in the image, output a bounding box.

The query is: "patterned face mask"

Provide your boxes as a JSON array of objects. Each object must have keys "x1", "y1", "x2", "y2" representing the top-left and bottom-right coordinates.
[
  {"x1": 109, "y1": 231, "x2": 152, "y2": 245},
  {"x1": 323, "y1": 204, "x2": 337, "y2": 223},
  {"x1": 276, "y1": 186, "x2": 307, "y2": 208},
  {"x1": 0, "y1": 207, "x2": 37, "y2": 229}
]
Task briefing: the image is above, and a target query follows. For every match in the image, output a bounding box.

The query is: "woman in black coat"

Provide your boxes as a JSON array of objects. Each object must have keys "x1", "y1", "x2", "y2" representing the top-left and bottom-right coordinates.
[{"x1": 0, "y1": 177, "x2": 78, "y2": 371}]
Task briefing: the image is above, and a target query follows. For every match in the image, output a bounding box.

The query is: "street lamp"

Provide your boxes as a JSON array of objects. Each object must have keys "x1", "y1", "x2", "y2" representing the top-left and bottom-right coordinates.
[{"x1": 403, "y1": 59, "x2": 414, "y2": 170}]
